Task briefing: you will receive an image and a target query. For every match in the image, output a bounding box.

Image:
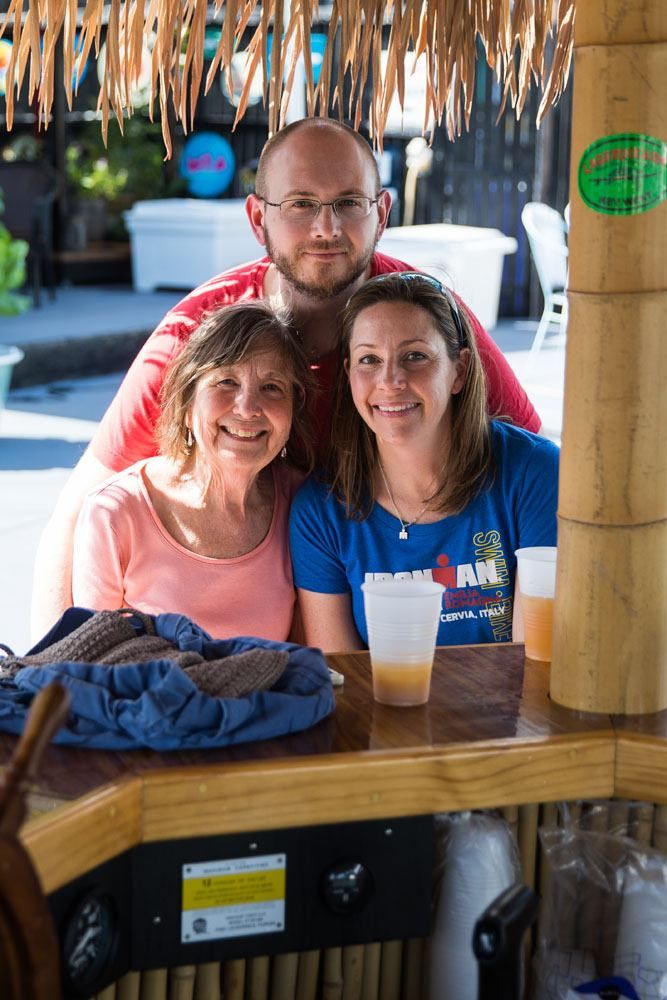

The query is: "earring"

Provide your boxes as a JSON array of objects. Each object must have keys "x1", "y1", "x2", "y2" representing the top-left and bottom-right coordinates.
[
  {"x1": 280, "y1": 445, "x2": 287, "y2": 459},
  {"x1": 186, "y1": 427, "x2": 193, "y2": 448}
]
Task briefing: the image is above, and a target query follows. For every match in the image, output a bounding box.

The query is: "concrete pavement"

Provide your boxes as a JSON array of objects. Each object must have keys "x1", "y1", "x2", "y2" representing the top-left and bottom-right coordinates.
[{"x1": 0, "y1": 292, "x2": 566, "y2": 655}]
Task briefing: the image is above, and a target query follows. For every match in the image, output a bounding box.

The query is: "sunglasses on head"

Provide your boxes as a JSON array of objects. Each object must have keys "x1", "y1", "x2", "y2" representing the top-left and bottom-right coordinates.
[{"x1": 374, "y1": 271, "x2": 467, "y2": 349}]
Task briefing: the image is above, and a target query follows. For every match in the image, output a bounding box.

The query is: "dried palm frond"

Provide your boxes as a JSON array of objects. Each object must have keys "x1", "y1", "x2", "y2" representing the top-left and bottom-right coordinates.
[{"x1": 0, "y1": 0, "x2": 575, "y2": 153}]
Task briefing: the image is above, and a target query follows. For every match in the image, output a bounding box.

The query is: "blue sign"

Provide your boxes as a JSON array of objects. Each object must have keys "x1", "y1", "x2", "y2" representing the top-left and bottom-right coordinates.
[
  {"x1": 180, "y1": 133, "x2": 236, "y2": 198},
  {"x1": 310, "y1": 33, "x2": 327, "y2": 86}
]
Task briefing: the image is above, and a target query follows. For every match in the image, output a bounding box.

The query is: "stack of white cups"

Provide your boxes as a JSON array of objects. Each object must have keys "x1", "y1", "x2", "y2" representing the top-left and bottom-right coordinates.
[
  {"x1": 429, "y1": 814, "x2": 516, "y2": 1000},
  {"x1": 614, "y1": 862, "x2": 667, "y2": 998}
]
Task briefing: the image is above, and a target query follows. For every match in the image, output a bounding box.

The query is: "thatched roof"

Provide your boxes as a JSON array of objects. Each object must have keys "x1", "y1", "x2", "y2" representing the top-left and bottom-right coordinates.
[{"x1": 1, "y1": 0, "x2": 575, "y2": 154}]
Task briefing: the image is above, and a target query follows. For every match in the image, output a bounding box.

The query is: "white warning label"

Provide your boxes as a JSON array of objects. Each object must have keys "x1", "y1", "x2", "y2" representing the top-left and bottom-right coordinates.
[{"x1": 181, "y1": 853, "x2": 286, "y2": 943}]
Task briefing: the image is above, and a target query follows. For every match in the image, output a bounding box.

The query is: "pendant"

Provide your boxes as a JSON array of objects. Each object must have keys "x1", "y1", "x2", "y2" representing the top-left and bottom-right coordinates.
[{"x1": 399, "y1": 527, "x2": 408, "y2": 540}]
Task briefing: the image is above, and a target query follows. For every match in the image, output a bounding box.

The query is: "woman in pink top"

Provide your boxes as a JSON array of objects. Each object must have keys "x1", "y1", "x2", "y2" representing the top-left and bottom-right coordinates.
[{"x1": 72, "y1": 302, "x2": 314, "y2": 640}]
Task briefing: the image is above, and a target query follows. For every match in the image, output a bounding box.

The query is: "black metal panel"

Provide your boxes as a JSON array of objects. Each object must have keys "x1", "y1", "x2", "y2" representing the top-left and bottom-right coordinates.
[
  {"x1": 132, "y1": 814, "x2": 434, "y2": 970},
  {"x1": 49, "y1": 849, "x2": 133, "y2": 1000},
  {"x1": 47, "y1": 814, "x2": 433, "y2": 995}
]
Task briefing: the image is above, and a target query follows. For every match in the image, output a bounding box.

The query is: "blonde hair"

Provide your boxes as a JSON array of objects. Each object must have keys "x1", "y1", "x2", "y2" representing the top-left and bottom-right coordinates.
[
  {"x1": 157, "y1": 301, "x2": 316, "y2": 472},
  {"x1": 328, "y1": 273, "x2": 493, "y2": 517}
]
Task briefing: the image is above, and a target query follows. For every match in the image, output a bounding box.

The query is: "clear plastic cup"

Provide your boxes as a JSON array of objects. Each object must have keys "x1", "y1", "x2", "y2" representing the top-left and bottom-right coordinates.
[
  {"x1": 515, "y1": 546, "x2": 557, "y2": 662},
  {"x1": 361, "y1": 579, "x2": 444, "y2": 706}
]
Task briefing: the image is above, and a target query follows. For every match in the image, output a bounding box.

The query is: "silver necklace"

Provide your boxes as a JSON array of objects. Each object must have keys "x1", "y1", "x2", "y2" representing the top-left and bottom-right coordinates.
[{"x1": 378, "y1": 460, "x2": 430, "y2": 540}]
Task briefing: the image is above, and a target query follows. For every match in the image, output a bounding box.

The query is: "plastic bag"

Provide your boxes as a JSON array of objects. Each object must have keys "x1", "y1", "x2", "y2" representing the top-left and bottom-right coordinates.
[
  {"x1": 535, "y1": 814, "x2": 667, "y2": 1000},
  {"x1": 429, "y1": 810, "x2": 521, "y2": 1000}
]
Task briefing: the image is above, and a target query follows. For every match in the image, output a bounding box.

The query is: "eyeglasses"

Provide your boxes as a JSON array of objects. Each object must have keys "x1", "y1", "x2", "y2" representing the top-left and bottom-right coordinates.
[
  {"x1": 374, "y1": 271, "x2": 467, "y2": 348},
  {"x1": 259, "y1": 195, "x2": 380, "y2": 224}
]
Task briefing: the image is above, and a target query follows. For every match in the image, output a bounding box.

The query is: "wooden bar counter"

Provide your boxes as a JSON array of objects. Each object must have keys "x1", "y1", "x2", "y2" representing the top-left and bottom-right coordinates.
[
  {"x1": 0, "y1": 642, "x2": 632, "y2": 896},
  {"x1": 5, "y1": 641, "x2": 667, "y2": 999}
]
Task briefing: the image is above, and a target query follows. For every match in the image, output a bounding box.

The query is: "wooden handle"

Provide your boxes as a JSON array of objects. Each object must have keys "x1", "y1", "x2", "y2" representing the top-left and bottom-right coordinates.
[{"x1": 0, "y1": 683, "x2": 70, "y2": 836}]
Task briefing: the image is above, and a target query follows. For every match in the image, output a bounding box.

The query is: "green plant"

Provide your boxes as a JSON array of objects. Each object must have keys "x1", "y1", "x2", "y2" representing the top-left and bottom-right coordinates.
[
  {"x1": 65, "y1": 116, "x2": 186, "y2": 239},
  {"x1": 0, "y1": 189, "x2": 30, "y2": 315},
  {"x1": 66, "y1": 144, "x2": 129, "y2": 200},
  {"x1": 1, "y1": 135, "x2": 42, "y2": 163},
  {"x1": 66, "y1": 116, "x2": 185, "y2": 204}
]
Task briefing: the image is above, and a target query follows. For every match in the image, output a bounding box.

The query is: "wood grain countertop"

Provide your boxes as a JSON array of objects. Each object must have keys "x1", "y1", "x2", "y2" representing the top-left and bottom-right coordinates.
[{"x1": 0, "y1": 642, "x2": 661, "y2": 893}]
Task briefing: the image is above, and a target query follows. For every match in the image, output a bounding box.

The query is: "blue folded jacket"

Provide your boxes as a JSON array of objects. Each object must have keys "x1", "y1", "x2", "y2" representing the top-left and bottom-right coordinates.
[{"x1": 0, "y1": 608, "x2": 335, "y2": 750}]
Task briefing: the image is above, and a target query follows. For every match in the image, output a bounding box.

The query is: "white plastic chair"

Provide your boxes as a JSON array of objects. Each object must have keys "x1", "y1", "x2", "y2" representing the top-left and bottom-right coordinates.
[{"x1": 521, "y1": 202, "x2": 569, "y2": 365}]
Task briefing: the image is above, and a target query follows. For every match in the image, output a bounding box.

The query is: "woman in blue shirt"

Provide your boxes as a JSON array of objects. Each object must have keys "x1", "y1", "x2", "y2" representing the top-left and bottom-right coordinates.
[{"x1": 289, "y1": 272, "x2": 559, "y2": 651}]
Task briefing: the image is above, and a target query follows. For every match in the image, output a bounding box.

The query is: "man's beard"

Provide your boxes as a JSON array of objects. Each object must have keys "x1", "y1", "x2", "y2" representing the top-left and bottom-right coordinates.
[{"x1": 264, "y1": 227, "x2": 379, "y2": 301}]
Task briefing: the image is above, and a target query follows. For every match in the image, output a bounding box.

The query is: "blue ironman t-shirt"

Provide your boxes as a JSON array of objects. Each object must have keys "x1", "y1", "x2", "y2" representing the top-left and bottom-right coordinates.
[{"x1": 289, "y1": 421, "x2": 559, "y2": 648}]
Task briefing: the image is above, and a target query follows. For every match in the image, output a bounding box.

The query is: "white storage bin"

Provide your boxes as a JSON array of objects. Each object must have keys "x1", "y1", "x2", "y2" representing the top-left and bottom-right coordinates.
[
  {"x1": 124, "y1": 198, "x2": 262, "y2": 293},
  {"x1": 378, "y1": 223, "x2": 518, "y2": 330}
]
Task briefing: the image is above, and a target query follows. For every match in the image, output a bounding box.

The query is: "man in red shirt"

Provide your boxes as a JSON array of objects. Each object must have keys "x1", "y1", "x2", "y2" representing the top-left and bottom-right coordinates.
[{"x1": 31, "y1": 117, "x2": 539, "y2": 637}]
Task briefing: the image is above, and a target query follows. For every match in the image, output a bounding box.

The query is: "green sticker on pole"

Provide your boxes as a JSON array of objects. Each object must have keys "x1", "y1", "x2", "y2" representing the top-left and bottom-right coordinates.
[{"x1": 578, "y1": 133, "x2": 667, "y2": 215}]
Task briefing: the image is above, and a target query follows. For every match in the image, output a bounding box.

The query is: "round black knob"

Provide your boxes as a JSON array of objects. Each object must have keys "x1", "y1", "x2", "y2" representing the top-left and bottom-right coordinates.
[{"x1": 320, "y1": 860, "x2": 373, "y2": 914}]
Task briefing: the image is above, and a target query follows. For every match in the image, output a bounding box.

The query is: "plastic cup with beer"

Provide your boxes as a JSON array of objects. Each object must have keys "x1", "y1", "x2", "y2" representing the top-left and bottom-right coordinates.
[
  {"x1": 515, "y1": 546, "x2": 557, "y2": 662},
  {"x1": 361, "y1": 579, "x2": 444, "y2": 706}
]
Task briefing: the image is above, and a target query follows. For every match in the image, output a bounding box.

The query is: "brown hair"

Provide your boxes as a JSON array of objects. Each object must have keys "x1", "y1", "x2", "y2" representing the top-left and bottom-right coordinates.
[
  {"x1": 255, "y1": 118, "x2": 381, "y2": 198},
  {"x1": 157, "y1": 301, "x2": 316, "y2": 472},
  {"x1": 328, "y1": 273, "x2": 493, "y2": 518}
]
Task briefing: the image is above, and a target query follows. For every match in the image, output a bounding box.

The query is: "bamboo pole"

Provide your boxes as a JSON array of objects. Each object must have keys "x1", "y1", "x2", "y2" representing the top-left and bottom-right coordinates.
[
  {"x1": 295, "y1": 950, "x2": 320, "y2": 1000},
  {"x1": 652, "y1": 804, "x2": 667, "y2": 851},
  {"x1": 271, "y1": 953, "x2": 298, "y2": 1000},
  {"x1": 342, "y1": 945, "x2": 365, "y2": 1000},
  {"x1": 550, "y1": 0, "x2": 667, "y2": 714},
  {"x1": 501, "y1": 804, "x2": 519, "y2": 845},
  {"x1": 223, "y1": 959, "x2": 246, "y2": 1000},
  {"x1": 96, "y1": 986, "x2": 116, "y2": 1000},
  {"x1": 116, "y1": 972, "x2": 141, "y2": 1000},
  {"x1": 360, "y1": 942, "x2": 381, "y2": 1000},
  {"x1": 194, "y1": 963, "x2": 221, "y2": 1000},
  {"x1": 378, "y1": 941, "x2": 402, "y2": 1000},
  {"x1": 170, "y1": 965, "x2": 197, "y2": 1000},
  {"x1": 117, "y1": 972, "x2": 141, "y2": 1000},
  {"x1": 630, "y1": 802, "x2": 655, "y2": 845},
  {"x1": 518, "y1": 803, "x2": 540, "y2": 889},
  {"x1": 322, "y1": 948, "x2": 344, "y2": 1000},
  {"x1": 139, "y1": 969, "x2": 168, "y2": 1000},
  {"x1": 248, "y1": 956, "x2": 271, "y2": 1000},
  {"x1": 401, "y1": 939, "x2": 424, "y2": 1000}
]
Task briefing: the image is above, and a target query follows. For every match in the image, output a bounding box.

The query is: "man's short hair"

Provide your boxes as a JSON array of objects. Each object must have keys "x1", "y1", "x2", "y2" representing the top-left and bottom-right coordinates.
[{"x1": 255, "y1": 118, "x2": 381, "y2": 197}]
